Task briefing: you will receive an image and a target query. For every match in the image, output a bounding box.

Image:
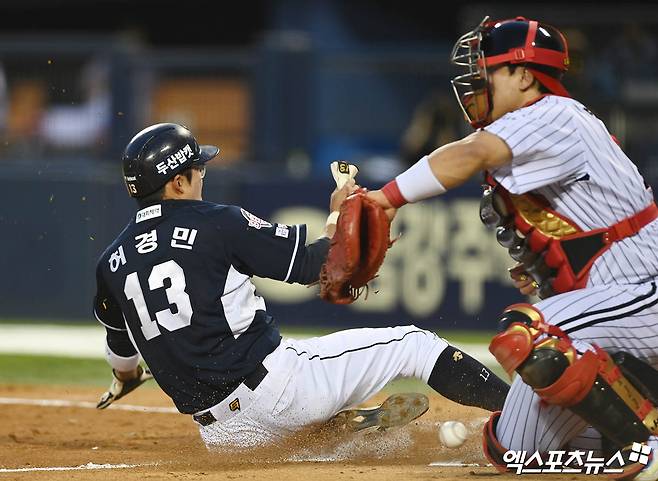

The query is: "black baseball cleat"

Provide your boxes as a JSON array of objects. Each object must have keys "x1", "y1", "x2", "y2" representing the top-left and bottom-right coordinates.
[{"x1": 329, "y1": 393, "x2": 429, "y2": 433}]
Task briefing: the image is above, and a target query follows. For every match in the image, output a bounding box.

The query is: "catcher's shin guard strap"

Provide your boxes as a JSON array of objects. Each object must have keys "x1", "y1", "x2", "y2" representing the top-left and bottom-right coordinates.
[
  {"x1": 585, "y1": 347, "x2": 658, "y2": 438},
  {"x1": 614, "y1": 351, "x2": 658, "y2": 405},
  {"x1": 482, "y1": 412, "x2": 509, "y2": 472}
]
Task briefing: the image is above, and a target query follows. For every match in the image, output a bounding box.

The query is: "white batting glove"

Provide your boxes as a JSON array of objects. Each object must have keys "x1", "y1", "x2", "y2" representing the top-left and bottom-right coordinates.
[
  {"x1": 96, "y1": 365, "x2": 153, "y2": 409},
  {"x1": 330, "y1": 160, "x2": 359, "y2": 189}
]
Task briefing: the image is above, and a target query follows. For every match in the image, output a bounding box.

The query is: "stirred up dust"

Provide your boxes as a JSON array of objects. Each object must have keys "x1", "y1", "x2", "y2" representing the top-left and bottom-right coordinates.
[{"x1": 0, "y1": 385, "x2": 583, "y2": 481}]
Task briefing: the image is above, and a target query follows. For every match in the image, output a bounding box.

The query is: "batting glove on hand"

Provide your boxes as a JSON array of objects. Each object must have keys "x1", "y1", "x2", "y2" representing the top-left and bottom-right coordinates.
[
  {"x1": 96, "y1": 365, "x2": 153, "y2": 409},
  {"x1": 330, "y1": 160, "x2": 359, "y2": 189}
]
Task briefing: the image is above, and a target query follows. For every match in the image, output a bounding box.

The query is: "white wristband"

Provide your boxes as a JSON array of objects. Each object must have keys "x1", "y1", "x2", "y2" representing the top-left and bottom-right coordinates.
[
  {"x1": 395, "y1": 155, "x2": 446, "y2": 203},
  {"x1": 326, "y1": 211, "x2": 340, "y2": 226}
]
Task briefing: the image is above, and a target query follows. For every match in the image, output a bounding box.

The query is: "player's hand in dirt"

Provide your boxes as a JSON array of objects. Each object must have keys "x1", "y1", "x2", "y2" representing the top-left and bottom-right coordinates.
[{"x1": 97, "y1": 365, "x2": 153, "y2": 409}]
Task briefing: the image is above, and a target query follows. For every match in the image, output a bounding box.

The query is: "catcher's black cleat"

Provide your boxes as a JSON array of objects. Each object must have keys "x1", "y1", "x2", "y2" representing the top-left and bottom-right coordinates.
[{"x1": 329, "y1": 393, "x2": 429, "y2": 433}]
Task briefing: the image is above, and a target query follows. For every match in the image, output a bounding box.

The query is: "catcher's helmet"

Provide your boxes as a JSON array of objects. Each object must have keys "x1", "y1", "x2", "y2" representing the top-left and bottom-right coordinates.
[
  {"x1": 451, "y1": 16, "x2": 570, "y2": 128},
  {"x1": 122, "y1": 123, "x2": 219, "y2": 198}
]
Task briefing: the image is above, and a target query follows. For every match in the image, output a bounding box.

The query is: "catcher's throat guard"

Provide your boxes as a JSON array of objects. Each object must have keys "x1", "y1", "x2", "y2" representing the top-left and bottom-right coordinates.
[{"x1": 489, "y1": 304, "x2": 658, "y2": 451}]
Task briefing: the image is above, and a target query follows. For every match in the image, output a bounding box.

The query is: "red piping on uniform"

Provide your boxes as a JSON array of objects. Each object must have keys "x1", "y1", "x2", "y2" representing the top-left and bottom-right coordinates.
[{"x1": 522, "y1": 94, "x2": 551, "y2": 108}]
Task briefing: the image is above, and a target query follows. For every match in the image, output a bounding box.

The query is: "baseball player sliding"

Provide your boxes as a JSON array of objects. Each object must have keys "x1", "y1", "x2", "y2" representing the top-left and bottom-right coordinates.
[
  {"x1": 367, "y1": 16, "x2": 658, "y2": 481},
  {"x1": 92, "y1": 123, "x2": 509, "y2": 449}
]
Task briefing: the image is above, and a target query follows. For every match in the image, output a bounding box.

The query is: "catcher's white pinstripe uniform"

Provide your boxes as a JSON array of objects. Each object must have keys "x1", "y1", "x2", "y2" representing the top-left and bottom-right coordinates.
[{"x1": 484, "y1": 95, "x2": 658, "y2": 453}]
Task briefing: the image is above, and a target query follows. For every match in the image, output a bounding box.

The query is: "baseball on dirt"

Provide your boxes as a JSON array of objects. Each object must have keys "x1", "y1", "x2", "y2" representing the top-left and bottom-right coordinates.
[{"x1": 438, "y1": 420, "x2": 468, "y2": 448}]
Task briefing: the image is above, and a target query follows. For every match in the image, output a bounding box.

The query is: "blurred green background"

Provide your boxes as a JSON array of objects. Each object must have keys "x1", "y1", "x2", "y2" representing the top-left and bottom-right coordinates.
[{"x1": 0, "y1": 319, "x2": 504, "y2": 394}]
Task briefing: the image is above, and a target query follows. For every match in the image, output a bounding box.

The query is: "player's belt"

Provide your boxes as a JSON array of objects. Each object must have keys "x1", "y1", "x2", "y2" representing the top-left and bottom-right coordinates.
[{"x1": 192, "y1": 363, "x2": 269, "y2": 426}]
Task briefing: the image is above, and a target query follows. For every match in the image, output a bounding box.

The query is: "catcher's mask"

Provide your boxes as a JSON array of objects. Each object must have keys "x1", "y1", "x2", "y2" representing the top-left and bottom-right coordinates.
[{"x1": 450, "y1": 16, "x2": 570, "y2": 128}]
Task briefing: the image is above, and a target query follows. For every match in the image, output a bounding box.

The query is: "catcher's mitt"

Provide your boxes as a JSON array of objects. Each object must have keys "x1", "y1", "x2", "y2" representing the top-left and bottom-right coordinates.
[{"x1": 319, "y1": 189, "x2": 392, "y2": 304}]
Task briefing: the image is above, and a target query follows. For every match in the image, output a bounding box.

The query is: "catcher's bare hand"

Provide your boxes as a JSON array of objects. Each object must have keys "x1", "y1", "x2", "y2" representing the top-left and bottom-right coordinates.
[
  {"x1": 366, "y1": 189, "x2": 397, "y2": 221},
  {"x1": 97, "y1": 365, "x2": 153, "y2": 409},
  {"x1": 509, "y1": 263, "x2": 538, "y2": 296}
]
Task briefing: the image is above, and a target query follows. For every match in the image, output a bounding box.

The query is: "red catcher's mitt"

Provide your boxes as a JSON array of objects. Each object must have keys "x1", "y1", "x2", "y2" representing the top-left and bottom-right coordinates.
[{"x1": 319, "y1": 190, "x2": 392, "y2": 304}]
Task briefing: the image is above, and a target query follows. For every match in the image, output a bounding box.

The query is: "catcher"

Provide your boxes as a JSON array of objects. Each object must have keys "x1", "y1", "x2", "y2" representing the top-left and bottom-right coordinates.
[
  {"x1": 365, "y1": 16, "x2": 658, "y2": 481},
  {"x1": 94, "y1": 123, "x2": 509, "y2": 448}
]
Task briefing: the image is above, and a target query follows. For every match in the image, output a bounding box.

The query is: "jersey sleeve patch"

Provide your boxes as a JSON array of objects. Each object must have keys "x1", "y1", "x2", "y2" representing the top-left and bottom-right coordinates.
[
  {"x1": 275, "y1": 224, "x2": 290, "y2": 238},
  {"x1": 220, "y1": 205, "x2": 309, "y2": 281},
  {"x1": 240, "y1": 208, "x2": 273, "y2": 229}
]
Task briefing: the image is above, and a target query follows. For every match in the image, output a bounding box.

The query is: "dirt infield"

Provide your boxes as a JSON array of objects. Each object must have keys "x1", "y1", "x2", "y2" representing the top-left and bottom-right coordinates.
[{"x1": 0, "y1": 384, "x2": 587, "y2": 481}]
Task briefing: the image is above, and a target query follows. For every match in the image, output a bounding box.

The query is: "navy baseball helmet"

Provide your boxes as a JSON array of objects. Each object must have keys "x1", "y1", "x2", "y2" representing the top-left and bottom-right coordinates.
[
  {"x1": 122, "y1": 123, "x2": 219, "y2": 198},
  {"x1": 451, "y1": 16, "x2": 570, "y2": 128}
]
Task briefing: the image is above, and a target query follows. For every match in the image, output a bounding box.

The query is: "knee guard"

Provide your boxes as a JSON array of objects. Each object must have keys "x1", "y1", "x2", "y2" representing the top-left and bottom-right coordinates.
[{"x1": 489, "y1": 303, "x2": 658, "y2": 449}]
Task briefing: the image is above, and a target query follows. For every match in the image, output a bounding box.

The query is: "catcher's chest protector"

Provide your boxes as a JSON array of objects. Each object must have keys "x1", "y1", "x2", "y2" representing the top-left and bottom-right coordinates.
[{"x1": 479, "y1": 175, "x2": 658, "y2": 298}]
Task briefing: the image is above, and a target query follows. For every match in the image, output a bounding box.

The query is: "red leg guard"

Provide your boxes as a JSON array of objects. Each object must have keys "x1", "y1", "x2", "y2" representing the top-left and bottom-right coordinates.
[
  {"x1": 534, "y1": 349, "x2": 599, "y2": 406},
  {"x1": 490, "y1": 303, "x2": 602, "y2": 407},
  {"x1": 482, "y1": 411, "x2": 508, "y2": 472}
]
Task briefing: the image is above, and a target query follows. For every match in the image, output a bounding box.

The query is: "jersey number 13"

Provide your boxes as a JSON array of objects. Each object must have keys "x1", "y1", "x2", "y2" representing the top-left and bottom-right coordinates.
[{"x1": 124, "y1": 260, "x2": 193, "y2": 340}]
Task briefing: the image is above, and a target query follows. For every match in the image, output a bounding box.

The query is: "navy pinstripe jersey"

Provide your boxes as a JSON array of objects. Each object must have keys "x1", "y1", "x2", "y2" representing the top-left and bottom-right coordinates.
[
  {"x1": 93, "y1": 200, "x2": 309, "y2": 414},
  {"x1": 484, "y1": 95, "x2": 658, "y2": 285}
]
